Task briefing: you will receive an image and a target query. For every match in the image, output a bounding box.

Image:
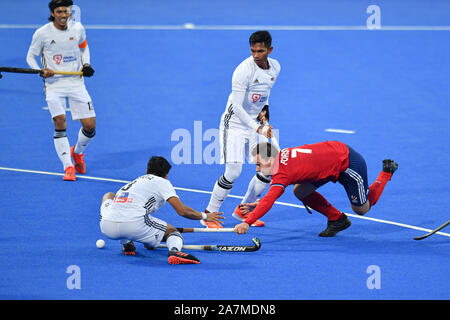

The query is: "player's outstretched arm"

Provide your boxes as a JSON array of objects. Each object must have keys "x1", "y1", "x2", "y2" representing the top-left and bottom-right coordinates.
[{"x1": 167, "y1": 197, "x2": 224, "y2": 225}]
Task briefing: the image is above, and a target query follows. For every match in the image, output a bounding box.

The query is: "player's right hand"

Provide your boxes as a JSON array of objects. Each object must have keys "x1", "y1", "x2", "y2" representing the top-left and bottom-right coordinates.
[
  {"x1": 40, "y1": 68, "x2": 55, "y2": 78},
  {"x1": 205, "y1": 212, "x2": 225, "y2": 225},
  {"x1": 257, "y1": 124, "x2": 273, "y2": 138}
]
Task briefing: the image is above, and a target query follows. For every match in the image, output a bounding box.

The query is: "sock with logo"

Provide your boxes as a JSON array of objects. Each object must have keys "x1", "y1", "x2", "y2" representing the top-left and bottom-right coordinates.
[{"x1": 53, "y1": 130, "x2": 72, "y2": 169}]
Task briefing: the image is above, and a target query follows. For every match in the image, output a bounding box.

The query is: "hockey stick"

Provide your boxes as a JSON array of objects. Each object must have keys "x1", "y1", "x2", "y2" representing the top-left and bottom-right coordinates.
[
  {"x1": 176, "y1": 227, "x2": 235, "y2": 233},
  {"x1": 414, "y1": 220, "x2": 450, "y2": 240},
  {"x1": 0, "y1": 67, "x2": 83, "y2": 79},
  {"x1": 158, "y1": 237, "x2": 261, "y2": 252}
]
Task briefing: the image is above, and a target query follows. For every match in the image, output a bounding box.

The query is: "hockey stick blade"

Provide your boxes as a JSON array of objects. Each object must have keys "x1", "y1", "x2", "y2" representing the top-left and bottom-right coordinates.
[
  {"x1": 0, "y1": 67, "x2": 41, "y2": 74},
  {"x1": 414, "y1": 220, "x2": 450, "y2": 240},
  {"x1": 214, "y1": 237, "x2": 261, "y2": 252}
]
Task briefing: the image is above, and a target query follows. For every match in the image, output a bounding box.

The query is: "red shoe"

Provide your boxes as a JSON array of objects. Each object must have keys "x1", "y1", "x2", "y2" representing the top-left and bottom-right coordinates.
[
  {"x1": 63, "y1": 166, "x2": 76, "y2": 181},
  {"x1": 200, "y1": 210, "x2": 223, "y2": 228},
  {"x1": 232, "y1": 204, "x2": 265, "y2": 227},
  {"x1": 70, "y1": 146, "x2": 86, "y2": 174},
  {"x1": 168, "y1": 251, "x2": 200, "y2": 265}
]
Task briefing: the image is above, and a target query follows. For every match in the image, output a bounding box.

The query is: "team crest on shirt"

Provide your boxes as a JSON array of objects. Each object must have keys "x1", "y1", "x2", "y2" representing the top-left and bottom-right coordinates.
[
  {"x1": 251, "y1": 93, "x2": 262, "y2": 103},
  {"x1": 53, "y1": 54, "x2": 63, "y2": 64},
  {"x1": 351, "y1": 195, "x2": 358, "y2": 204}
]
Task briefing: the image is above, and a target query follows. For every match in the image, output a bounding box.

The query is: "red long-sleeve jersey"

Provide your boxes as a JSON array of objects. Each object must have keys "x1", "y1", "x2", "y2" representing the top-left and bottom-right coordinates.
[{"x1": 244, "y1": 141, "x2": 349, "y2": 225}]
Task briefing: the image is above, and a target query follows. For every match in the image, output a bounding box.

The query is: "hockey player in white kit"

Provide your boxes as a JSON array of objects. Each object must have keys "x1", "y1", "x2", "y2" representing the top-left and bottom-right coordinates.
[
  {"x1": 100, "y1": 156, "x2": 224, "y2": 265},
  {"x1": 26, "y1": 0, "x2": 96, "y2": 181},
  {"x1": 203, "y1": 31, "x2": 281, "y2": 228}
]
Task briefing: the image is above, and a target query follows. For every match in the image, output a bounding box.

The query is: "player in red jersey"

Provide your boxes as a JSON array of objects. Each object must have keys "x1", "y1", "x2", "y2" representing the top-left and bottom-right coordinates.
[{"x1": 234, "y1": 141, "x2": 398, "y2": 237}]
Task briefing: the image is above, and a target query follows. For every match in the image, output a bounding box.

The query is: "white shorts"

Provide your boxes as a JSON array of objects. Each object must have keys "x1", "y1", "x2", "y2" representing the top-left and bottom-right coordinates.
[
  {"x1": 99, "y1": 199, "x2": 167, "y2": 248},
  {"x1": 219, "y1": 123, "x2": 268, "y2": 164},
  {"x1": 46, "y1": 87, "x2": 95, "y2": 120}
]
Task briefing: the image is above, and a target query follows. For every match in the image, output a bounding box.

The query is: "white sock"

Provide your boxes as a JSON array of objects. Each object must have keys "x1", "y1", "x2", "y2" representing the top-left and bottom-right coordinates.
[
  {"x1": 207, "y1": 181, "x2": 231, "y2": 212},
  {"x1": 241, "y1": 173, "x2": 271, "y2": 204},
  {"x1": 53, "y1": 131, "x2": 72, "y2": 169},
  {"x1": 166, "y1": 231, "x2": 183, "y2": 252},
  {"x1": 74, "y1": 128, "x2": 95, "y2": 154},
  {"x1": 206, "y1": 163, "x2": 242, "y2": 212}
]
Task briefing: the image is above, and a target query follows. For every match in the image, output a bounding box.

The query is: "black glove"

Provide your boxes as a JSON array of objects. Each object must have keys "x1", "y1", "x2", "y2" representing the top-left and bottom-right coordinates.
[{"x1": 82, "y1": 64, "x2": 95, "y2": 77}]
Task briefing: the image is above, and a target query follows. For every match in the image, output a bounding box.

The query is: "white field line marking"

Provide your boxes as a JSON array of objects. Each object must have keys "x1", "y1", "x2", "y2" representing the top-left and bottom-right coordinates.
[
  {"x1": 1, "y1": 24, "x2": 450, "y2": 31},
  {"x1": 1, "y1": 166, "x2": 449, "y2": 238},
  {"x1": 325, "y1": 128, "x2": 356, "y2": 134}
]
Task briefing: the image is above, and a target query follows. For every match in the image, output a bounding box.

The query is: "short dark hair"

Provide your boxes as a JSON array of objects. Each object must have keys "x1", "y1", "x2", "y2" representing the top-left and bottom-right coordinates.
[
  {"x1": 146, "y1": 156, "x2": 172, "y2": 177},
  {"x1": 249, "y1": 30, "x2": 272, "y2": 48},
  {"x1": 48, "y1": 0, "x2": 73, "y2": 21},
  {"x1": 251, "y1": 142, "x2": 279, "y2": 160}
]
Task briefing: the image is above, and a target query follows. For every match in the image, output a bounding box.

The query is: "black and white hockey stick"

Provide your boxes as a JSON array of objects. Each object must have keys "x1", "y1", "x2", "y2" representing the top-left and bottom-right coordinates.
[
  {"x1": 414, "y1": 220, "x2": 450, "y2": 240},
  {"x1": 176, "y1": 227, "x2": 235, "y2": 233},
  {"x1": 0, "y1": 67, "x2": 82, "y2": 79},
  {"x1": 158, "y1": 237, "x2": 261, "y2": 252}
]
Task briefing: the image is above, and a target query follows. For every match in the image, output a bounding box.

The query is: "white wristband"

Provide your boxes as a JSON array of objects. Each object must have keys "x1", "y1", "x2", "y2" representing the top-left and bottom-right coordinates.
[
  {"x1": 201, "y1": 212, "x2": 207, "y2": 220},
  {"x1": 251, "y1": 121, "x2": 260, "y2": 132}
]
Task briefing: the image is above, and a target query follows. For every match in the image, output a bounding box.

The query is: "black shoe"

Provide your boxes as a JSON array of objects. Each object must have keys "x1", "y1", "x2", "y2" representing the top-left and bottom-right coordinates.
[
  {"x1": 168, "y1": 251, "x2": 200, "y2": 265},
  {"x1": 318, "y1": 214, "x2": 351, "y2": 237},
  {"x1": 122, "y1": 241, "x2": 136, "y2": 255},
  {"x1": 382, "y1": 159, "x2": 398, "y2": 175}
]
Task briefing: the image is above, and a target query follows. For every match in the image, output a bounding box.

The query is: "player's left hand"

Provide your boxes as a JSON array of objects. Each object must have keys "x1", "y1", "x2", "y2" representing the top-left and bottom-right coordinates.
[
  {"x1": 238, "y1": 202, "x2": 258, "y2": 214},
  {"x1": 82, "y1": 64, "x2": 95, "y2": 77},
  {"x1": 257, "y1": 105, "x2": 270, "y2": 124},
  {"x1": 234, "y1": 222, "x2": 250, "y2": 235}
]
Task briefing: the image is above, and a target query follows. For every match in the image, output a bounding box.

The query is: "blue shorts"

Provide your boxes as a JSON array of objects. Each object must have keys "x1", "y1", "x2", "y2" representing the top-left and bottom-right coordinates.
[
  {"x1": 311, "y1": 145, "x2": 369, "y2": 206},
  {"x1": 337, "y1": 145, "x2": 369, "y2": 206}
]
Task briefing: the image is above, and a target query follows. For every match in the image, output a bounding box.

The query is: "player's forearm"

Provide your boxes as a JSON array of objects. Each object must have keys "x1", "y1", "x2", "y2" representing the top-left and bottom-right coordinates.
[
  {"x1": 244, "y1": 186, "x2": 283, "y2": 225},
  {"x1": 180, "y1": 205, "x2": 205, "y2": 220},
  {"x1": 80, "y1": 45, "x2": 90, "y2": 65},
  {"x1": 26, "y1": 51, "x2": 40, "y2": 70},
  {"x1": 230, "y1": 90, "x2": 260, "y2": 130}
]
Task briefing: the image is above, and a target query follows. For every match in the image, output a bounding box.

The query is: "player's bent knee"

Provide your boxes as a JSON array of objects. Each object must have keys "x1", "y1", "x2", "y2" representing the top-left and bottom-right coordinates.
[
  {"x1": 102, "y1": 192, "x2": 115, "y2": 203},
  {"x1": 52, "y1": 115, "x2": 67, "y2": 130},
  {"x1": 352, "y1": 202, "x2": 370, "y2": 215}
]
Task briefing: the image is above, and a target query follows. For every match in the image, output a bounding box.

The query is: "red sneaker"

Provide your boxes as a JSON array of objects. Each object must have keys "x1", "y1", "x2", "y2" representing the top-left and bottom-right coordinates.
[
  {"x1": 232, "y1": 204, "x2": 265, "y2": 227},
  {"x1": 63, "y1": 166, "x2": 76, "y2": 181},
  {"x1": 70, "y1": 146, "x2": 86, "y2": 174},
  {"x1": 200, "y1": 210, "x2": 223, "y2": 228},
  {"x1": 168, "y1": 251, "x2": 200, "y2": 265}
]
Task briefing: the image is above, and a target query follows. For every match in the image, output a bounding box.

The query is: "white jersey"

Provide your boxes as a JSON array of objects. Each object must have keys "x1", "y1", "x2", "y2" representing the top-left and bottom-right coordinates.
[
  {"x1": 101, "y1": 174, "x2": 179, "y2": 222},
  {"x1": 27, "y1": 21, "x2": 88, "y2": 92},
  {"x1": 222, "y1": 56, "x2": 281, "y2": 130}
]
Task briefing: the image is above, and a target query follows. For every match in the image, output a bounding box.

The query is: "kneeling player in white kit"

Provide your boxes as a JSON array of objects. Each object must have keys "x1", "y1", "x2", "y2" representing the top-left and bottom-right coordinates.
[
  {"x1": 100, "y1": 156, "x2": 224, "y2": 265},
  {"x1": 203, "y1": 31, "x2": 281, "y2": 228},
  {"x1": 26, "y1": 0, "x2": 96, "y2": 181}
]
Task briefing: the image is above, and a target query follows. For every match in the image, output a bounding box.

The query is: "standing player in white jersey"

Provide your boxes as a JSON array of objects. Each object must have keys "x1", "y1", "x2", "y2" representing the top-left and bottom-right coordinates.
[
  {"x1": 26, "y1": 0, "x2": 96, "y2": 181},
  {"x1": 202, "y1": 31, "x2": 281, "y2": 228},
  {"x1": 100, "y1": 156, "x2": 224, "y2": 265}
]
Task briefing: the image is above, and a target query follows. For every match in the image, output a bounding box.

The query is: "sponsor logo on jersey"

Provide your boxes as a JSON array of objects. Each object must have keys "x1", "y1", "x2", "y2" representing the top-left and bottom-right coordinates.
[
  {"x1": 63, "y1": 56, "x2": 77, "y2": 63},
  {"x1": 53, "y1": 54, "x2": 63, "y2": 64},
  {"x1": 114, "y1": 192, "x2": 133, "y2": 203}
]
